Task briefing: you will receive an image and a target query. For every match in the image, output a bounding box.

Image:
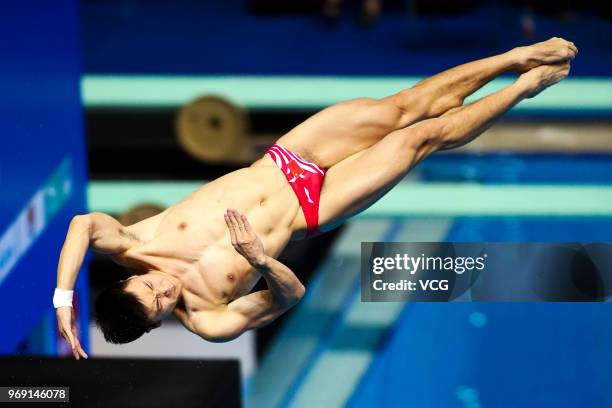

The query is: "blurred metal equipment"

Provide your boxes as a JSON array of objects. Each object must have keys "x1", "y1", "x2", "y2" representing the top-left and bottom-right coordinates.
[
  {"x1": 118, "y1": 203, "x2": 166, "y2": 226},
  {"x1": 176, "y1": 96, "x2": 253, "y2": 163}
]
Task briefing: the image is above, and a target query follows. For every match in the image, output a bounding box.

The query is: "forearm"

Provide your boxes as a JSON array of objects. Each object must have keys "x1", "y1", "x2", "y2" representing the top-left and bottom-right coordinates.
[
  {"x1": 224, "y1": 208, "x2": 305, "y2": 307},
  {"x1": 56, "y1": 215, "x2": 91, "y2": 290},
  {"x1": 251, "y1": 256, "x2": 305, "y2": 307}
]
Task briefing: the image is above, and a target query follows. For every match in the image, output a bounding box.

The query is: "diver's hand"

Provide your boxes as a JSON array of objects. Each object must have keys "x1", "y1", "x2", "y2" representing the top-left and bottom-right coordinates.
[
  {"x1": 224, "y1": 209, "x2": 266, "y2": 266},
  {"x1": 56, "y1": 306, "x2": 88, "y2": 360}
]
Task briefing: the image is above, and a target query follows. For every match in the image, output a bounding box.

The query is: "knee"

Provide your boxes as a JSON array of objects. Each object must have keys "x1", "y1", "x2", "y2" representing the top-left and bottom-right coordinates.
[
  {"x1": 395, "y1": 87, "x2": 464, "y2": 119},
  {"x1": 382, "y1": 89, "x2": 431, "y2": 125},
  {"x1": 410, "y1": 119, "x2": 447, "y2": 151},
  {"x1": 427, "y1": 94, "x2": 465, "y2": 117},
  {"x1": 347, "y1": 98, "x2": 405, "y2": 131},
  {"x1": 373, "y1": 101, "x2": 405, "y2": 129}
]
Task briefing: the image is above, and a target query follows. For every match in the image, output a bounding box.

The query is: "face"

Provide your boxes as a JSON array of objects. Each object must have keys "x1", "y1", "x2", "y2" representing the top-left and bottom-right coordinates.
[{"x1": 124, "y1": 271, "x2": 182, "y2": 321}]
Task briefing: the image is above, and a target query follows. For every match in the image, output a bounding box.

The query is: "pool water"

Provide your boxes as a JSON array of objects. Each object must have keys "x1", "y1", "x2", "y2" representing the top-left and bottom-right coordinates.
[{"x1": 349, "y1": 153, "x2": 612, "y2": 408}]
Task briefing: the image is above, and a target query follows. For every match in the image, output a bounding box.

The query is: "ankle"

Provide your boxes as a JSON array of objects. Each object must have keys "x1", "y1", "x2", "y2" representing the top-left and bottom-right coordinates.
[
  {"x1": 514, "y1": 73, "x2": 539, "y2": 97},
  {"x1": 505, "y1": 47, "x2": 529, "y2": 72}
]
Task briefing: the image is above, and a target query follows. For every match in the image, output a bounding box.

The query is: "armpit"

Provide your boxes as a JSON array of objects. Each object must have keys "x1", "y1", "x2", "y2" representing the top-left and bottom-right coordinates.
[{"x1": 118, "y1": 228, "x2": 142, "y2": 243}]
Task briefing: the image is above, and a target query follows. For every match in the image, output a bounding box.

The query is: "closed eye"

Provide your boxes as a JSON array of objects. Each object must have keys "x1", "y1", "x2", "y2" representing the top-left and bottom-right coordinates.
[{"x1": 143, "y1": 281, "x2": 158, "y2": 310}]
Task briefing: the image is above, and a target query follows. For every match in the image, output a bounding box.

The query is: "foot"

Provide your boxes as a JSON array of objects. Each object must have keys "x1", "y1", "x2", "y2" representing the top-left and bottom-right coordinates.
[
  {"x1": 511, "y1": 37, "x2": 577, "y2": 73},
  {"x1": 517, "y1": 62, "x2": 571, "y2": 98}
]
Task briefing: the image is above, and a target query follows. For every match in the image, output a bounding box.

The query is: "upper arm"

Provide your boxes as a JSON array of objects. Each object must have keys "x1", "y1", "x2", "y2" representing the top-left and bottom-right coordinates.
[
  {"x1": 190, "y1": 290, "x2": 294, "y2": 342},
  {"x1": 228, "y1": 290, "x2": 294, "y2": 329},
  {"x1": 84, "y1": 212, "x2": 133, "y2": 254}
]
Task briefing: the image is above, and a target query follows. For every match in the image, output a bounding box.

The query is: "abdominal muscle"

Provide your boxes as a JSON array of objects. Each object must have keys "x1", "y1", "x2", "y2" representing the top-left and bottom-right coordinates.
[{"x1": 127, "y1": 155, "x2": 305, "y2": 310}]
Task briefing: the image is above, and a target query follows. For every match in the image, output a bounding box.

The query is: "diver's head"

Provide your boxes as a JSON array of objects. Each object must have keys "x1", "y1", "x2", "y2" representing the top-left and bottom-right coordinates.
[{"x1": 94, "y1": 271, "x2": 182, "y2": 344}]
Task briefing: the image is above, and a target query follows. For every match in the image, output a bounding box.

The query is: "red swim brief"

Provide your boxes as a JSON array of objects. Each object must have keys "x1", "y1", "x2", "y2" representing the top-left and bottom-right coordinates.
[{"x1": 265, "y1": 143, "x2": 327, "y2": 238}]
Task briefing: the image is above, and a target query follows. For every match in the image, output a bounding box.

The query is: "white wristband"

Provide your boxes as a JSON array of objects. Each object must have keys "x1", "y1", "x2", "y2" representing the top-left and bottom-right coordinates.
[{"x1": 53, "y1": 288, "x2": 73, "y2": 308}]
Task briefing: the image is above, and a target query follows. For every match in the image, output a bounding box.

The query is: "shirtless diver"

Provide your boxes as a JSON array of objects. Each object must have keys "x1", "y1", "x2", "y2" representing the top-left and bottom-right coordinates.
[{"x1": 54, "y1": 38, "x2": 577, "y2": 359}]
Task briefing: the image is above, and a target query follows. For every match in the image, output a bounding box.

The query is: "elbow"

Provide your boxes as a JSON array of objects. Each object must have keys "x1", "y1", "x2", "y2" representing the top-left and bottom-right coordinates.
[
  {"x1": 71, "y1": 214, "x2": 92, "y2": 230},
  {"x1": 275, "y1": 284, "x2": 306, "y2": 309},
  {"x1": 197, "y1": 326, "x2": 243, "y2": 343},
  {"x1": 201, "y1": 333, "x2": 240, "y2": 343},
  {"x1": 295, "y1": 284, "x2": 306, "y2": 301},
  {"x1": 289, "y1": 284, "x2": 306, "y2": 306}
]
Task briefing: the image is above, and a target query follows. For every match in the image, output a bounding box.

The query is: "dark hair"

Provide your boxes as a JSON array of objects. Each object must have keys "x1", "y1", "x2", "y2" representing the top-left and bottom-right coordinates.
[{"x1": 94, "y1": 280, "x2": 160, "y2": 344}]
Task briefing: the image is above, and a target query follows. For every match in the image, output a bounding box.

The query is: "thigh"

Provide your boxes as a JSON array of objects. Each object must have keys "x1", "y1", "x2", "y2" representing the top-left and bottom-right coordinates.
[
  {"x1": 275, "y1": 98, "x2": 403, "y2": 169},
  {"x1": 317, "y1": 127, "x2": 422, "y2": 231}
]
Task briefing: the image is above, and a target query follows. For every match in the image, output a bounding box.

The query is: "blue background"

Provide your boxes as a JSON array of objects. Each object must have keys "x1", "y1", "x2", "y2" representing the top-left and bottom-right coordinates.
[
  {"x1": 0, "y1": 0, "x2": 89, "y2": 353},
  {"x1": 80, "y1": 0, "x2": 612, "y2": 76}
]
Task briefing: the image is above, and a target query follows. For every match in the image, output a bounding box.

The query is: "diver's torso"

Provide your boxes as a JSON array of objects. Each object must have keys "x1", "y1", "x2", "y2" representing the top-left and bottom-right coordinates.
[{"x1": 119, "y1": 155, "x2": 302, "y2": 311}]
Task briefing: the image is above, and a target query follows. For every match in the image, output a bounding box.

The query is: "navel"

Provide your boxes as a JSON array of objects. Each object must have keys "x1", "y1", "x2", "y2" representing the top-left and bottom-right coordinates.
[
  {"x1": 227, "y1": 273, "x2": 235, "y2": 281},
  {"x1": 178, "y1": 222, "x2": 187, "y2": 230}
]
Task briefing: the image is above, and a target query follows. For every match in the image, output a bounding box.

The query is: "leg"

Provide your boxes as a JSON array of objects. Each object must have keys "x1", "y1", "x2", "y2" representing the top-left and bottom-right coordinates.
[
  {"x1": 276, "y1": 38, "x2": 576, "y2": 169},
  {"x1": 275, "y1": 97, "x2": 405, "y2": 168},
  {"x1": 316, "y1": 63, "x2": 571, "y2": 230},
  {"x1": 383, "y1": 37, "x2": 577, "y2": 123}
]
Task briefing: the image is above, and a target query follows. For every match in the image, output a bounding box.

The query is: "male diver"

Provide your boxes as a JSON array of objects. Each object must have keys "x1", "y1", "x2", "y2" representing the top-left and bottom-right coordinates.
[{"x1": 54, "y1": 38, "x2": 577, "y2": 358}]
